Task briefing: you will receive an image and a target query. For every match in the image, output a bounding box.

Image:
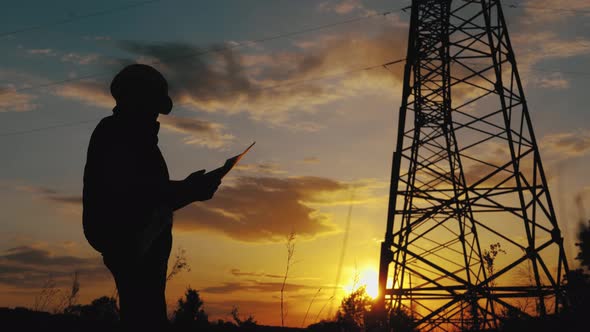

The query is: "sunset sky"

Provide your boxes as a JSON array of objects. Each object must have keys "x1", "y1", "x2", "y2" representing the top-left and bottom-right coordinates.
[{"x1": 1, "y1": 0, "x2": 589, "y2": 327}]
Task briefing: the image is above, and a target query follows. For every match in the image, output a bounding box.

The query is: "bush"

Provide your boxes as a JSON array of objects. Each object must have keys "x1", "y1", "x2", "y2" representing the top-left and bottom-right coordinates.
[{"x1": 172, "y1": 287, "x2": 209, "y2": 330}]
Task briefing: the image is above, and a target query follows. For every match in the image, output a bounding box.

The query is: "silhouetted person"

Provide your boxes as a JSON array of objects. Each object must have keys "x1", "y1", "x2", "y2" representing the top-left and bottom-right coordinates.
[{"x1": 82, "y1": 64, "x2": 221, "y2": 331}]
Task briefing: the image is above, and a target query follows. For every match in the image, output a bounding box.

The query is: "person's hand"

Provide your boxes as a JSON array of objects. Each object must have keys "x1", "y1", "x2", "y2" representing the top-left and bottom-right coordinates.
[{"x1": 184, "y1": 169, "x2": 222, "y2": 201}]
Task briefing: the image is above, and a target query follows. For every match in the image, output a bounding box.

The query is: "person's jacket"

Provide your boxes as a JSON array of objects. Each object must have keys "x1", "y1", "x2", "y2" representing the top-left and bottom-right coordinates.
[{"x1": 82, "y1": 112, "x2": 172, "y2": 258}]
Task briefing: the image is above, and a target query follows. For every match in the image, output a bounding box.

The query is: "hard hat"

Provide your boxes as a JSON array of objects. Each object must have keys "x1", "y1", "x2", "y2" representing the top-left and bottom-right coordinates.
[{"x1": 110, "y1": 64, "x2": 172, "y2": 115}]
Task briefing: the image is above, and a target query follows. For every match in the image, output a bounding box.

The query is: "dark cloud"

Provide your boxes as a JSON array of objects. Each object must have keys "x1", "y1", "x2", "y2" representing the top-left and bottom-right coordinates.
[
  {"x1": 201, "y1": 280, "x2": 311, "y2": 295},
  {"x1": 17, "y1": 185, "x2": 82, "y2": 206},
  {"x1": 111, "y1": 26, "x2": 408, "y2": 124},
  {"x1": 0, "y1": 246, "x2": 108, "y2": 288},
  {"x1": 174, "y1": 176, "x2": 346, "y2": 242},
  {"x1": 2, "y1": 246, "x2": 90, "y2": 266},
  {"x1": 230, "y1": 268, "x2": 283, "y2": 279},
  {"x1": 117, "y1": 41, "x2": 262, "y2": 106},
  {"x1": 46, "y1": 195, "x2": 83, "y2": 205},
  {"x1": 51, "y1": 22, "x2": 411, "y2": 127}
]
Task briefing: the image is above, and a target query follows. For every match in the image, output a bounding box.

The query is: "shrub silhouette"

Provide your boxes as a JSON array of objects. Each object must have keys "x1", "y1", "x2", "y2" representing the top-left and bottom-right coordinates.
[
  {"x1": 172, "y1": 287, "x2": 209, "y2": 330},
  {"x1": 575, "y1": 219, "x2": 590, "y2": 269},
  {"x1": 335, "y1": 285, "x2": 372, "y2": 332},
  {"x1": 231, "y1": 305, "x2": 257, "y2": 331},
  {"x1": 64, "y1": 296, "x2": 119, "y2": 323},
  {"x1": 386, "y1": 308, "x2": 418, "y2": 332}
]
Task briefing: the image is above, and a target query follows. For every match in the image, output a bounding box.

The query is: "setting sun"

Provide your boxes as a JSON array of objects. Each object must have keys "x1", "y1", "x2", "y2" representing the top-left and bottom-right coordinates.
[{"x1": 344, "y1": 267, "x2": 379, "y2": 299}]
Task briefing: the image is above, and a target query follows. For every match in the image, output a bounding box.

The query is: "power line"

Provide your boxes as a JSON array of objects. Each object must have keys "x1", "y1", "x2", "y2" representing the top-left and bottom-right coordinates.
[
  {"x1": 0, "y1": 0, "x2": 166, "y2": 39},
  {"x1": 0, "y1": 58, "x2": 406, "y2": 137},
  {"x1": 257, "y1": 58, "x2": 405, "y2": 92},
  {"x1": 2, "y1": 8, "x2": 402, "y2": 96},
  {"x1": 458, "y1": 60, "x2": 590, "y2": 78},
  {"x1": 503, "y1": 1, "x2": 590, "y2": 15}
]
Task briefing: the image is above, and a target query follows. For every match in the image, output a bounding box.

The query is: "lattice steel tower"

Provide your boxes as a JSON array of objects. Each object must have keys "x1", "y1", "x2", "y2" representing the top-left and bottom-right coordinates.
[{"x1": 377, "y1": 0, "x2": 570, "y2": 330}]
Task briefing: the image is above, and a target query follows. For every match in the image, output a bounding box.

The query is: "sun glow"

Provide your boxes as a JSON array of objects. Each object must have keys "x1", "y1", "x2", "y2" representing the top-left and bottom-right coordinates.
[{"x1": 344, "y1": 267, "x2": 379, "y2": 299}]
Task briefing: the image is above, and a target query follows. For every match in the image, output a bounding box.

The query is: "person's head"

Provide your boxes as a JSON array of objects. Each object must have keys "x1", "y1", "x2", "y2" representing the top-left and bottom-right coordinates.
[{"x1": 110, "y1": 64, "x2": 173, "y2": 119}]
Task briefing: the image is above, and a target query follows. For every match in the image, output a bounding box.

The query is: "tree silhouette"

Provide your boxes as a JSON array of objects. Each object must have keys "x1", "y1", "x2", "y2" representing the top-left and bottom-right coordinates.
[
  {"x1": 563, "y1": 219, "x2": 590, "y2": 324},
  {"x1": 33, "y1": 277, "x2": 59, "y2": 312},
  {"x1": 231, "y1": 306, "x2": 257, "y2": 330},
  {"x1": 387, "y1": 307, "x2": 418, "y2": 332},
  {"x1": 336, "y1": 285, "x2": 372, "y2": 332},
  {"x1": 482, "y1": 242, "x2": 506, "y2": 285},
  {"x1": 167, "y1": 246, "x2": 191, "y2": 282},
  {"x1": 64, "y1": 296, "x2": 119, "y2": 323},
  {"x1": 575, "y1": 219, "x2": 590, "y2": 269},
  {"x1": 172, "y1": 287, "x2": 209, "y2": 330}
]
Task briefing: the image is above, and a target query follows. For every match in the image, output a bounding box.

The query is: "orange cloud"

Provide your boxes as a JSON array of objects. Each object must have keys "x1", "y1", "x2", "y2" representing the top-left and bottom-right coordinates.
[
  {"x1": 158, "y1": 114, "x2": 234, "y2": 149},
  {"x1": 54, "y1": 80, "x2": 112, "y2": 108},
  {"x1": 234, "y1": 162, "x2": 287, "y2": 175},
  {"x1": 542, "y1": 131, "x2": 590, "y2": 158},
  {"x1": 173, "y1": 176, "x2": 348, "y2": 242},
  {"x1": 201, "y1": 280, "x2": 312, "y2": 295},
  {"x1": 0, "y1": 87, "x2": 37, "y2": 112}
]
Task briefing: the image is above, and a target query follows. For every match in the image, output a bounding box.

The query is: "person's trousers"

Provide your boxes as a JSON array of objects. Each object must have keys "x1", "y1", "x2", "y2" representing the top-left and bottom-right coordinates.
[{"x1": 103, "y1": 229, "x2": 172, "y2": 331}]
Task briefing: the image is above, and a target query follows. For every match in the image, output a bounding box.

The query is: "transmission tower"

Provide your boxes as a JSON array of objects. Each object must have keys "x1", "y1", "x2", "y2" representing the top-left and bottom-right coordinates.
[{"x1": 377, "y1": 1, "x2": 570, "y2": 331}]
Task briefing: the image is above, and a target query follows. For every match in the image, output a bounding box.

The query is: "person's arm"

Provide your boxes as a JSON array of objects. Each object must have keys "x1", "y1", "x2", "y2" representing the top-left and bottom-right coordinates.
[
  {"x1": 168, "y1": 180, "x2": 192, "y2": 211},
  {"x1": 168, "y1": 171, "x2": 222, "y2": 211}
]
